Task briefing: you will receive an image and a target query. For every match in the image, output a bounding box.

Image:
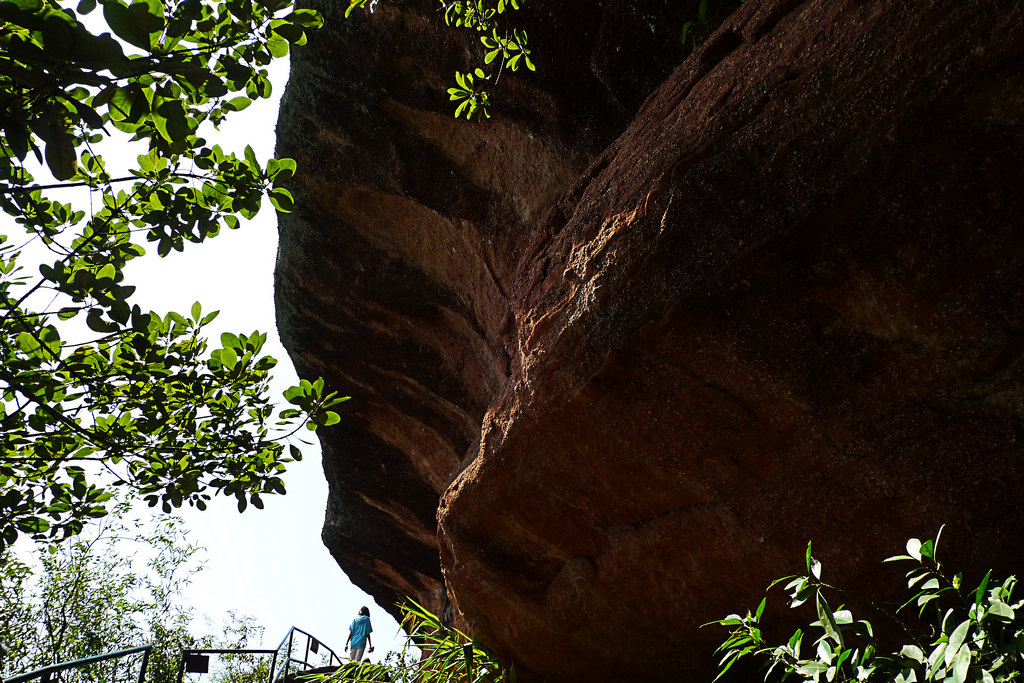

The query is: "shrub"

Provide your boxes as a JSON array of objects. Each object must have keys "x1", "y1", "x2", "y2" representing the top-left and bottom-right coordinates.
[{"x1": 707, "y1": 527, "x2": 1024, "y2": 683}]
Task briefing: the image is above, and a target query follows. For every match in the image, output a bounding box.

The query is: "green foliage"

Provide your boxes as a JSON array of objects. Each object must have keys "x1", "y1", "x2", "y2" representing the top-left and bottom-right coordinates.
[
  {"x1": 0, "y1": 0, "x2": 347, "y2": 552},
  {"x1": 208, "y1": 612, "x2": 273, "y2": 683},
  {"x1": 346, "y1": 0, "x2": 531, "y2": 120},
  {"x1": 446, "y1": 68, "x2": 491, "y2": 121},
  {"x1": 707, "y1": 528, "x2": 1024, "y2": 683},
  {"x1": 680, "y1": 0, "x2": 710, "y2": 50},
  {"x1": 0, "y1": 500, "x2": 202, "y2": 683},
  {"x1": 0, "y1": 501, "x2": 277, "y2": 683},
  {"x1": 0, "y1": 0, "x2": 321, "y2": 189},
  {"x1": 317, "y1": 600, "x2": 514, "y2": 682}
]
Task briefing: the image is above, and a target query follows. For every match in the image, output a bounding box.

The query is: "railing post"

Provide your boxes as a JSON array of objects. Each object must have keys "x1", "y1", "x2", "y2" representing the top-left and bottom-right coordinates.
[
  {"x1": 175, "y1": 650, "x2": 187, "y2": 683},
  {"x1": 285, "y1": 631, "x2": 293, "y2": 682},
  {"x1": 138, "y1": 646, "x2": 151, "y2": 683}
]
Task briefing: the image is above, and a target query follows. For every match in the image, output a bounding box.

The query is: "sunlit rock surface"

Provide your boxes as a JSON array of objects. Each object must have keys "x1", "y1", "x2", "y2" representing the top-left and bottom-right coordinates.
[{"x1": 276, "y1": 0, "x2": 1024, "y2": 680}]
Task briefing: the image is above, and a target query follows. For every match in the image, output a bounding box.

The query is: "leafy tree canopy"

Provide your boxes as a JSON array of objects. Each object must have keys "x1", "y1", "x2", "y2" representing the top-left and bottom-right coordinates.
[{"x1": 0, "y1": 0, "x2": 344, "y2": 553}]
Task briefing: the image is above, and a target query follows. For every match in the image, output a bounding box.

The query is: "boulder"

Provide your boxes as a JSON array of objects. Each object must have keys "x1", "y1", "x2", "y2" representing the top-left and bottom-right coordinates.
[{"x1": 276, "y1": 0, "x2": 1024, "y2": 680}]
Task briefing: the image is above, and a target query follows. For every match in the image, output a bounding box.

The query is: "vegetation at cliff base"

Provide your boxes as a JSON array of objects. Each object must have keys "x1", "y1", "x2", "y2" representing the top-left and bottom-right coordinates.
[
  {"x1": 709, "y1": 528, "x2": 1024, "y2": 683},
  {"x1": 313, "y1": 600, "x2": 514, "y2": 683}
]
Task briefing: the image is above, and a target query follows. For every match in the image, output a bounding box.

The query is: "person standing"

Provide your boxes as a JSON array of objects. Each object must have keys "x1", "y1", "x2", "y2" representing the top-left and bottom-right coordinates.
[{"x1": 344, "y1": 606, "x2": 374, "y2": 662}]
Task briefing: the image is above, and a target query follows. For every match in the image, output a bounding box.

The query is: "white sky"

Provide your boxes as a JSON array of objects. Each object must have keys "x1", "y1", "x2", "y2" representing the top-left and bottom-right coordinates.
[
  {"x1": 4, "y1": 56, "x2": 409, "y2": 663},
  {"x1": 123, "y1": 61, "x2": 409, "y2": 659}
]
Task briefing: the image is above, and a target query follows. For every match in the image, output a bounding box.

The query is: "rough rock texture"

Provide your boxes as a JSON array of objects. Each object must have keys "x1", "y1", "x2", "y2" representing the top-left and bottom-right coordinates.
[
  {"x1": 274, "y1": 0, "x2": 725, "y2": 626},
  {"x1": 275, "y1": 0, "x2": 1024, "y2": 680}
]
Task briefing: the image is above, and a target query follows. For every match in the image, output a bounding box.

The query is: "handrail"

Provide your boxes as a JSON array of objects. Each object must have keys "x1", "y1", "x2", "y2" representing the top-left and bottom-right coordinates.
[
  {"x1": 4, "y1": 626, "x2": 340, "y2": 683},
  {"x1": 269, "y1": 627, "x2": 342, "y2": 683},
  {"x1": 4, "y1": 645, "x2": 151, "y2": 683}
]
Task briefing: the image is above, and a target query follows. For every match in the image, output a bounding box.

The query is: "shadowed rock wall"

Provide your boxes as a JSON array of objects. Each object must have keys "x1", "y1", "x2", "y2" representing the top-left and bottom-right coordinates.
[{"x1": 276, "y1": 0, "x2": 1024, "y2": 680}]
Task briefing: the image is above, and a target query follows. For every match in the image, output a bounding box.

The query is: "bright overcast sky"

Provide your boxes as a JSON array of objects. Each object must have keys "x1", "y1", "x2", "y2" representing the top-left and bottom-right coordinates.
[{"x1": 123, "y1": 60, "x2": 408, "y2": 658}]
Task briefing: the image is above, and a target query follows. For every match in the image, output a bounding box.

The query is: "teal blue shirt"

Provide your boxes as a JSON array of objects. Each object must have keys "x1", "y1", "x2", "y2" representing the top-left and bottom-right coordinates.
[{"x1": 349, "y1": 615, "x2": 373, "y2": 649}]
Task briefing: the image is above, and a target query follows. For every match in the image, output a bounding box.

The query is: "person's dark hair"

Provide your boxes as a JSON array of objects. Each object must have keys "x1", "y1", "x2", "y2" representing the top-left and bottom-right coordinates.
[{"x1": 359, "y1": 606, "x2": 370, "y2": 616}]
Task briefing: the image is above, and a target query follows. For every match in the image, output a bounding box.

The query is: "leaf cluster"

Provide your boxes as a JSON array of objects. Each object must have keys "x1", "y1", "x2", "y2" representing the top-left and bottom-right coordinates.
[
  {"x1": 0, "y1": 0, "x2": 320, "y2": 182},
  {"x1": 346, "y1": 0, "x2": 531, "y2": 120},
  {"x1": 0, "y1": 0, "x2": 349, "y2": 553},
  {"x1": 680, "y1": 0, "x2": 710, "y2": 50},
  {"x1": 707, "y1": 528, "x2": 1024, "y2": 683}
]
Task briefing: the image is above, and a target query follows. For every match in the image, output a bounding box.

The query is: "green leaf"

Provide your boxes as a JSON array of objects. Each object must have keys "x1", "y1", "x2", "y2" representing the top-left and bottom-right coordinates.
[
  {"x1": 267, "y1": 35, "x2": 289, "y2": 58},
  {"x1": 4, "y1": 122, "x2": 30, "y2": 160},
  {"x1": 796, "y1": 662, "x2": 828, "y2": 676},
  {"x1": 44, "y1": 133, "x2": 77, "y2": 181},
  {"x1": 220, "y1": 347, "x2": 237, "y2": 370},
  {"x1": 945, "y1": 620, "x2": 971, "y2": 667},
  {"x1": 103, "y1": 0, "x2": 162, "y2": 51},
  {"x1": 885, "y1": 554, "x2": 917, "y2": 563},
  {"x1": 0, "y1": 0, "x2": 328, "y2": 553},
  {"x1": 988, "y1": 600, "x2": 1014, "y2": 620},
  {"x1": 97, "y1": 263, "x2": 116, "y2": 281},
  {"x1": 270, "y1": 157, "x2": 296, "y2": 177},
  {"x1": 244, "y1": 144, "x2": 259, "y2": 169},
  {"x1": 224, "y1": 96, "x2": 252, "y2": 112},
  {"x1": 41, "y1": 15, "x2": 76, "y2": 59},
  {"x1": 16, "y1": 331, "x2": 40, "y2": 354},
  {"x1": 951, "y1": 645, "x2": 970, "y2": 683},
  {"x1": 268, "y1": 187, "x2": 294, "y2": 212},
  {"x1": 287, "y1": 8, "x2": 322, "y2": 27},
  {"x1": 154, "y1": 100, "x2": 189, "y2": 142},
  {"x1": 901, "y1": 645, "x2": 924, "y2": 663},
  {"x1": 975, "y1": 569, "x2": 992, "y2": 606},
  {"x1": 86, "y1": 308, "x2": 117, "y2": 332},
  {"x1": 817, "y1": 592, "x2": 843, "y2": 647},
  {"x1": 5, "y1": 0, "x2": 43, "y2": 10},
  {"x1": 810, "y1": 557, "x2": 822, "y2": 580}
]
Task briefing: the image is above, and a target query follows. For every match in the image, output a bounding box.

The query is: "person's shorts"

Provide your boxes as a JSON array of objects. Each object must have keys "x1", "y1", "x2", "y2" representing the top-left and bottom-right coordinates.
[{"x1": 350, "y1": 646, "x2": 365, "y2": 662}]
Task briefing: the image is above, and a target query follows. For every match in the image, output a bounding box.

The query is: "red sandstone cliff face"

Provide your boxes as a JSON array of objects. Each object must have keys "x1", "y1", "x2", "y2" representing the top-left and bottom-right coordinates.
[{"x1": 275, "y1": 0, "x2": 1024, "y2": 680}]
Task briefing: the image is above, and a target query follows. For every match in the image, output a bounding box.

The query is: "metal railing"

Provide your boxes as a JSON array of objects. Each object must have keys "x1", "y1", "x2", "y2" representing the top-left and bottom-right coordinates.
[
  {"x1": 270, "y1": 627, "x2": 343, "y2": 683},
  {"x1": 173, "y1": 626, "x2": 342, "y2": 683},
  {"x1": 4, "y1": 626, "x2": 340, "y2": 683},
  {"x1": 4, "y1": 645, "x2": 151, "y2": 683}
]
